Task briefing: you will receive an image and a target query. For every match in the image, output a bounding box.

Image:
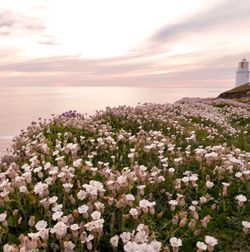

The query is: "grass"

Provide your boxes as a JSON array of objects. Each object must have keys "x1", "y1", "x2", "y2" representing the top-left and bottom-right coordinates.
[{"x1": 0, "y1": 100, "x2": 249, "y2": 251}]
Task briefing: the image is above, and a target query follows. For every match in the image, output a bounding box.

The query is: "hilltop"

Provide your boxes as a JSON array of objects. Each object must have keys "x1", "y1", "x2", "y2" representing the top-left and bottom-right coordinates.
[
  {"x1": 0, "y1": 100, "x2": 249, "y2": 251},
  {"x1": 218, "y1": 83, "x2": 250, "y2": 104}
]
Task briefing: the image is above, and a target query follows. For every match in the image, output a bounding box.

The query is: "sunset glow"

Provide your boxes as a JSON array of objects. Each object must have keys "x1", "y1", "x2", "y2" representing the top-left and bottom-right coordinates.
[{"x1": 1, "y1": 0, "x2": 250, "y2": 87}]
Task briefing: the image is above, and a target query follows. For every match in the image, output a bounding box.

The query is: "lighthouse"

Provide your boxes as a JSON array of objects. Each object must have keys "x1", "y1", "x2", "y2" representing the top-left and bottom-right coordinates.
[{"x1": 236, "y1": 58, "x2": 249, "y2": 87}]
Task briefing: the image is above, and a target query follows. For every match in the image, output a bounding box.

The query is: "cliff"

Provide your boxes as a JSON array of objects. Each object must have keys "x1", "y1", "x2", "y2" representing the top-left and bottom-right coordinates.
[{"x1": 218, "y1": 83, "x2": 250, "y2": 99}]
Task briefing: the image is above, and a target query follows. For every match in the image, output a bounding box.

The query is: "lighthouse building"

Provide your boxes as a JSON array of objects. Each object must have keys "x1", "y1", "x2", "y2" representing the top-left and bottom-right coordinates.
[{"x1": 236, "y1": 58, "x2": 249, "y2": 87}]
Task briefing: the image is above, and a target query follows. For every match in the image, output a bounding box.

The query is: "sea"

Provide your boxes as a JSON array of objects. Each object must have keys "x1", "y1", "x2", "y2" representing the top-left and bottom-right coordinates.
[{"x1": 0, "y1": 86, "x2": 225, "y2": 156}]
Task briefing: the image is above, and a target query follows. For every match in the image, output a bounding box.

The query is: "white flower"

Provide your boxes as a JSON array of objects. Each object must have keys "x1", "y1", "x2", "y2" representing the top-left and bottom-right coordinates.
[
  {"x1": 190, "y1": 175, "x2": 198, "y2": 182},
  {"x1": 169, "y1": 200, "x2": 178, "y2": 206},
  {"x1": 235, "y1": 194, "x2": 247, "y2": 203},
  {"x1": 168, "y1": 168, "x2": 175, "y2": 173},
  {"x1": 77, "y1": 190, "x2": 86, "y2": 200},
  {"x1": 192, "y1": 200, "x2": 199, "y2": 206},
  {"x1": 126, "y1": 194, "x2": 135, "y2": 201},
  {"x1": 39, "y1": 228, "x2": 49, "y2": 240},
  {"x1": 243, "y1": 170, "x2": 250, "y2": 175},
  {"x1": 181, "y1": 176, "x2": 189, "y2": 183},
  {"x1": 117, "y1": 175, "x2": 127, "y2": 184},
  {"x1": 60, "y1": 216, "x2": 69, "y2": 223},
  {"x1": 90, "y1": 180, "x2": 105, "y2": 192},
  {"x1": 124, "y1": 241, "x2": 139, "y2": 252},
  {"x1": 48, "y1": 196, "x2": 58, "y2": 204},
  {"x1": 70, "y1": 223, "x2": 80, "y2": 231},
  {"x1": 110, "y1": 235, "x2": 119, "y2": 247},
  {"x1": 52, "y1": 204, "x2": 63, "y2": 212},
  {"x1": 120, "y1": 232, "x2": 131, "y2": 243},
  {"x1": 242, "y1": 221, "x2": 250, "y2": 228},
  {"x1": 196, "y1": 241, "x2": 207, "y2": 251},
  {"x1": 205, "y1": 152, "x2": 218, "y2": 159},
  {"x1": 66, "y1": 143, "x2": 78, "y2": 152},
  {"x1": 235, "y1": 172, "x2": 242, "y2": 178},
  {"x1": 84, "y1": 221, "x2": 95, "y2": 232},
  {"x1": 189, "y1": 205, "x2": 196, "y2": 212},
  {"x1": 136, "y1": 224, "x2": 146, "y2": 232},
  {"x1": 205, "y1": 235, "x2": 218, "y2": 247},
  {"x1": 43, "y1": 162, "x2": 51, "y2": 170},
  {"x1": 206, "y1": 181, "x2": 214, "y2": 189},
  {"x1": 0, "y1": 190, "x2": 9, "y2": 198},
  {"x1": 35, "y1": 220, "x2": 48, "y2": 231},
  {"x1": 53, "y1": 150, "x2": 59, "y2": 156},
  {"x1": 139, "y1": 199, "x2": 156, "y2": 211},
  {"x1": 135, "y1": 230, "x2": 148, "y2": 243},
  {"x1": 52, "y1": 211, "x2": 63, "y2": 221},
  {"x1": 63, "y1": 183, "x2": 73, "y2": 189},
  {"x1": 19, "y1": 185, "x2": 28, "y2": 193},
  {"x1": 83, "y1": 180, "x2": 105, "y2": 195},
  {"x1": 129, "y1": 208, "x2": 139, "y2": 217},
  {"x1": 94, "y1": 201, "x2": 105, "y2": 211},
  {"x1": 3, "y1": 244, "x2": 17, "y2": 252},
  {"x1": 28, "y1": 232, "x2": 40, "y2": 239},
  {"x1": 174, "y1": 157, "x2": 182, "y2": 163},
  {"x1": 137, "y1": 185, "x2": 146, "y2": 190},
  {"x1": 45, "y1": 177, "x2": 53, "y2": 185},
  {"x1": 90, "y1": 167, "x2": 98, "y2": 173},
  {"x1": 86, "y1": 234, "x2": 94, "y2": 242},
  {"x1": 50, "y1": 222, "x2": 67, "y2": 238},
  {"x1": 33, "y1": 182, "x2": 48, "y2": 197},
  {"x1": 150, "y1": 240, "x2": 162, "y2": 251},
  {"x1": 34, "y1": 166, "x2": 42, "y2": 173},
  {"x1": 64, "y1": 241, "x2": 75, "y2": 251},
  {"x1": 170, "y1": 237, "x2": 182, "y2": 247},
  {"x1": 49, "y1": 167, "x2": 59, "y2": 176},
  {"x1": 58, "y1": 172, "x2": 65, "y2": 178},
  {"x1": 78, "y1": 205, "x2": 89, "y2": 214},
  {"x1": 73, "y1": 158, "x2": 82, "y2": 168},
  {"x1": 0, "y1": 213, "x2": 7, "y2": 222},
  {"x1": 85, "y1": 161, "x2": 93, "y2": 167},
  {"x1": 85, "y1": 218, "x2": 104, "y2": 232},
  {"x1": 91, "y1": 211, "x2": 101, "y2": 220}
]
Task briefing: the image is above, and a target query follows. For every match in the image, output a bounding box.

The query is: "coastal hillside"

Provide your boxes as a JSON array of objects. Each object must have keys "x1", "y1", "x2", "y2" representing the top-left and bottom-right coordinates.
[
  {"x1": 0, "y1": 99, "x2": 249, "y2": 251},
  {"x1": 218, "y1": 83, "x2": 250, "y2": 104}
]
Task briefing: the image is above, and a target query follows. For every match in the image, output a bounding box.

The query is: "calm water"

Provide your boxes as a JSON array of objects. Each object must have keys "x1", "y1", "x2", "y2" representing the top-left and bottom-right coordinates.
[{"x1": 0, "y1": 86, "x2": 225, "y2": 156}]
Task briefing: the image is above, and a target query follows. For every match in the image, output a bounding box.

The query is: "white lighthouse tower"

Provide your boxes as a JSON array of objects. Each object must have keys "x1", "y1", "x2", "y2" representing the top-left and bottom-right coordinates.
[{"x1": 236, "y1": 58, "x2": 249, "y2": 87}]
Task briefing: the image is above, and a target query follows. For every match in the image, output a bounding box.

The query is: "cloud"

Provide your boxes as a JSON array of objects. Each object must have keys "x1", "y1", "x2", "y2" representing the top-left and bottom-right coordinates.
[
  {"x1": 0, "y1": 10, "x2": 45, "y2": 36},
  {"x1": 0, "y1": 1, "x2": 250, "y2": 88},
  {"x1": 0, "y1": 55, "x2": 154, "y2": 76},
  {"x1": 149, "y1": 0, "x2": 250, "y2": 47},
  {"x1": 0, "y1": 50, "x2": 246, "y2": 88},
  {"x1": 38, "y1": 35, "x2": 60, "y2": 46}
]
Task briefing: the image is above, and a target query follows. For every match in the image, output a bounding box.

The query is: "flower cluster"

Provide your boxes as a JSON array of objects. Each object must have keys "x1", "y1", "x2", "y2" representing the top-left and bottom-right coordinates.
[{"x1": 0, "y1": 99, "x2": 249, "y2": 251}]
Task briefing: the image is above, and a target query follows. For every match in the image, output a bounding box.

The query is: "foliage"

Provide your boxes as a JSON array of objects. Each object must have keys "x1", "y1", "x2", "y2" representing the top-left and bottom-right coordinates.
[{"x1": 0, "y1": 99, "x2": 249, "y2": 251}]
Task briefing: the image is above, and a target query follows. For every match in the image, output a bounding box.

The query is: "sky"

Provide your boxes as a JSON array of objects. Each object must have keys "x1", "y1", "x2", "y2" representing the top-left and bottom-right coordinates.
[{"x1": 0, "y1": 0, "x2": 250, "y2": 88}]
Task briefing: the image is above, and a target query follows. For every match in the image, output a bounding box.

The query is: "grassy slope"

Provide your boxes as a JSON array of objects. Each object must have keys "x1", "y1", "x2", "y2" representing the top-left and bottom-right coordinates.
[
  {"x1": 225, "y1": 83, "x2": 250, "y2": 94},
  {"x1": 218, "y1": 83, "x2": 250, "y2": 104},
  {"x1": 0, "y1": 102, "x2": 249, "y2": 251}
]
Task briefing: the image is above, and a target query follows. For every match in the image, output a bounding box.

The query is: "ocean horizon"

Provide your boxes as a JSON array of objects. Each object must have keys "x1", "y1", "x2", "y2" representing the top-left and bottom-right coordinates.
[{"x1": 0, "y1": 86, "x2": 225, "y2": 156}]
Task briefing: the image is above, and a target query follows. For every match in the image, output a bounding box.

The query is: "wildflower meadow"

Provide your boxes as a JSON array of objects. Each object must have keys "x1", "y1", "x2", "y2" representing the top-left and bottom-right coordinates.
[{"x1": 0, "y1": 98, "x2": 249, "y2": 251}]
